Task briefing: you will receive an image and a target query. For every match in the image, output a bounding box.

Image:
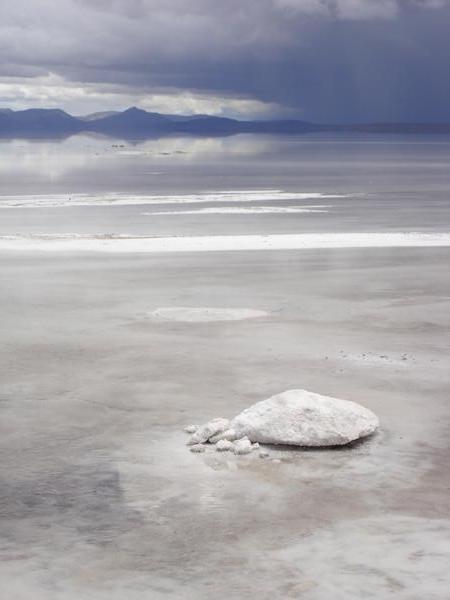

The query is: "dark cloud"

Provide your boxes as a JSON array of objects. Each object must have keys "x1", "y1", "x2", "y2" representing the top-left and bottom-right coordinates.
[{"x1": 0, "y1": 0, "x2": 449, "y2": 121}]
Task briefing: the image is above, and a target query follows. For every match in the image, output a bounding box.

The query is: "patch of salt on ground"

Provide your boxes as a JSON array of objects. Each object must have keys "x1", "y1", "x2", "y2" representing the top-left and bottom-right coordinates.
[
  {"x1": 338, "y1": 351, "x2": 413, "y2": 368},
  {"x1": 1, "y1": 232, "x2": 450, "y2": 252},
  {"x1": 142, "y1": 205, "x2": 330, "y2": 215},
  {"x1": 150, "y1": 307, "x2": 269, "y2": 323},
  {"x1": 0, "y1": 190, "x2": 345, "y2": 208}
]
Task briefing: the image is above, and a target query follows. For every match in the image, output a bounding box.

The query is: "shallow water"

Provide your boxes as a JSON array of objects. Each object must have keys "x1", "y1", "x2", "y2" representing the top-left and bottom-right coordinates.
[
  {"x1": 1, "y1": 133, "x2": 450, "y2": 238},
  {"x1": 0, "y1": 133, "x2": 449, "y2": 599}
]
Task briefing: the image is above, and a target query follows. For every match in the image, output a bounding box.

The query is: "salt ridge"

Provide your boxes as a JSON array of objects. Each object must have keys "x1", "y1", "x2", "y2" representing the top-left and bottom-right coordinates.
[
  {"x1": 0, "y1": 190, "x2": 346, "y2": 208},
  {"x1": 1, "y1": 232, "x2": 450, "y2": 252},
  {"x1": 143, "y1": 205, "x2": 330, "y2": 215}
]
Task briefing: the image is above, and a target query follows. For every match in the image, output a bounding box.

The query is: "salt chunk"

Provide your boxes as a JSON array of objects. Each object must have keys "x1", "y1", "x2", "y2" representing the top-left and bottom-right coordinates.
[
  {"x1": 216, "y1": 440, "x2": 234, "y2": 452},
  {"x1": 190, "y1": 444, "x2": 206, "y2": 453},
  {"x1": 209, "y1": 428, "x2": 238, "y2": 444},
  {"x1": 188, "y1": 418, "x2": 230, "y2": 445},
  {"x1": 233, "y1": 437, "x2": 252, "y2": 455},
  {"x1": 184, "y1": 425, "x2": 198, "y2": 434}
]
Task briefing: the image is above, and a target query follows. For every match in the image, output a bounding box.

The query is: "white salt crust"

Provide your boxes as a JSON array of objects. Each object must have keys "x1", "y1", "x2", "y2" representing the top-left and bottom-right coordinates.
[{"x1": 1, "y1": 232, "x2": 449, "y2": 253}]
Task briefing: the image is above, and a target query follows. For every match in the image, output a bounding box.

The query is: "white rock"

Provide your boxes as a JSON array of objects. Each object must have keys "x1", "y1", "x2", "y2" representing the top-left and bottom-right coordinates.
[
  {"x1": 252, "y1": 442, "x2": 260, "y2": 450},
  {"x1": 233, "y1": 437, "x2": 253, "y2": 455},
  {"x1": 188, "y1": 418, "x2": 230, "y2": 445},
  {"x1": 216, "y1": 440, "x2": 234, "y2": 452},
  {"x1": 184, "y1": 424, "x2": 198, "y2": 434},
  {"x1": 209, "y1": 428, "x2": 239, "y2": 444},
  {"x1": 190, "y1": 444, "x2": 206, "y2": 453},
  {"x1": 230, "y1": 389, "x2": 379, "y2": 447},
  {"x1": 259, "y1": 450, "x2": 270, "y2": 458}
]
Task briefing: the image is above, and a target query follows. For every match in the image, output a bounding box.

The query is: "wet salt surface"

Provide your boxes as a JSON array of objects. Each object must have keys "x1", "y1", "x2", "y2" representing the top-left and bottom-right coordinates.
[
  {"x1": 273, "y1": 515, "x2": 450, "y2": 598},
  {"x1": 1, "y1": 247, "x2": 449, "y2": 599},
  {"x1": 1, "y1": 135, "x2": 450, "y2": 598},
  {"x1": 150, "y1": 307, "x2": 269, "y2": 322}
]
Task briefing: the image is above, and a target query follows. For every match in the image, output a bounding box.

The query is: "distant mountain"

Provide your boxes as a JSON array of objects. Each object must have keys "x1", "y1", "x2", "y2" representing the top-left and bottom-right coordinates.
[
  {"x1": 0, "y1": 106, "x2": 449, "y2": 139},
  {"x1": 78, "y1": 111, "x2": 119, "y2": 121},
  {"x1": 87, "y1": 107, "x2": 175, "y2": 135},
  {"x1": 0, "y1": 108, "x2": 82, "y2": 135},
  {"x1": 0, "y1": 106, "x2": 327, "y2": 138}
]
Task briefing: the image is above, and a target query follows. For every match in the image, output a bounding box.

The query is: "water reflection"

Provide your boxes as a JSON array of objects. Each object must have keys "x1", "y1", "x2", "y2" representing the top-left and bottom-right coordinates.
[
  {"x1": 1, "y1": 134, "x2": 450, "y2": 196},
  {"x1": 1, "y1": 134, "x2": 450, "y2": 237},
  {"x1": 0, "y1": 135, "x2": 275, "y2": 182}
]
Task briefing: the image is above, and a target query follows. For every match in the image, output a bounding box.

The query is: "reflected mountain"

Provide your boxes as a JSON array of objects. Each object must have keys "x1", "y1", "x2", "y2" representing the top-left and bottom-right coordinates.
[{"x1": 1, "y1": 106, "x2": 450, "y2": 140}]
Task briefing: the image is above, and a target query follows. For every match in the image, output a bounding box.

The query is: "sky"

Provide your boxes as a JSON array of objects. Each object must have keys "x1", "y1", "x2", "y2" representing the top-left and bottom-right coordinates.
[{"x1": 0, "y1": 0, "x2": 449, "y2": 122}]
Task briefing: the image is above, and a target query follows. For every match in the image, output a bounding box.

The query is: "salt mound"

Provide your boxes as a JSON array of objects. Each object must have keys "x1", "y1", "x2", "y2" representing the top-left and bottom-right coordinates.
[
  {"x1": 150, "y1": 307, "x2": 268, "y2": 323},
  {"x1": 231, "y1": 389, "x2": 379, "y2": 447}
]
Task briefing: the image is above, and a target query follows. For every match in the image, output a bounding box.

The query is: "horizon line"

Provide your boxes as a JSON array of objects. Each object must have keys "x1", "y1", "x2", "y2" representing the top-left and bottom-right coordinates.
[{"x1": 2, "y1": 106, "x2": 450, "y2": 127}]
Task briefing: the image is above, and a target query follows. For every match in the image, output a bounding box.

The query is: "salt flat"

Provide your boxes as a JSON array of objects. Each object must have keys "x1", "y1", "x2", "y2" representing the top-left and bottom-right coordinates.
[
  {"x1": 1, "y1": 134, "x2": 449, "y2": 599},
  {"x1": 1, "y1": 247, "x2": 449, "y2": 599}
]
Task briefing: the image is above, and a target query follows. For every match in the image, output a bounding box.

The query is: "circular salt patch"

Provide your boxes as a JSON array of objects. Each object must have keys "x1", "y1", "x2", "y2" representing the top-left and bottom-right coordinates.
[{"x1": 150, "y1": 307, "x2": 268, "y2": 323}]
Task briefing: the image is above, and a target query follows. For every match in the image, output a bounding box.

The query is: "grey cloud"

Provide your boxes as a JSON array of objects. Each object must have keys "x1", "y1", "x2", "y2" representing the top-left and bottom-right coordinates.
[{"x1": 0, "y1": 0, "x2": 449, "y2": 121}]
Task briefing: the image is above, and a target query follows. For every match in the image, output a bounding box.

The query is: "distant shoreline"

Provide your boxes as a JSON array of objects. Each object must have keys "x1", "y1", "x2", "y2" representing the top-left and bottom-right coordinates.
[{"x1": 2, "y1": 107, "x2": 450, "y2": 140}]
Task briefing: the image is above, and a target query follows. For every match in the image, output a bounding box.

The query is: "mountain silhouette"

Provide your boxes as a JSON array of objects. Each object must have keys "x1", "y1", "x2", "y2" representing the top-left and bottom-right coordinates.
[
  {"x1": 0, "y1": 109, "x2": 83, "y2": 136},
  {"x1": 1, "y1": 107, "x2": 449, "y2": 139}
]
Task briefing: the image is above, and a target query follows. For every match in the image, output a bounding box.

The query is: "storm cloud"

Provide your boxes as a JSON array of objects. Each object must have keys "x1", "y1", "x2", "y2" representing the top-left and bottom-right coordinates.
[{"x1": 0, "y1": 0, "x2": 449, "y2": 121}]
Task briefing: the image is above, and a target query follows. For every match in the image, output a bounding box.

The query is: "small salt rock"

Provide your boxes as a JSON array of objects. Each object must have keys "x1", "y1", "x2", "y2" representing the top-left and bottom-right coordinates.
[
  {"x1": 234, "y1": 438, "x2": 252, "y2": 455},
  {"x1": 209, "y1": 428, "x2": 238, "y2": 444},
  {"x1": 188, "y1": 418, "x2": 230, "y2": 445},
  {"x1": 184, "y1": 425, "x2": 198, "y2": 434},
  {"x1": 259, "y1": 450, "x2": 269, "y2": 459},
  {"x1": 216, "y1": 440, "x2": 234, "y2": 452},
  {"x1": 252, "y1": 442, "x2": 260, "y2": 450},
  {"x1": 190, "y1": 444, "x2": 206, "y2": 453},
  {"x1": 271, "y1": 458, "x2": 282, "y2": 464}
]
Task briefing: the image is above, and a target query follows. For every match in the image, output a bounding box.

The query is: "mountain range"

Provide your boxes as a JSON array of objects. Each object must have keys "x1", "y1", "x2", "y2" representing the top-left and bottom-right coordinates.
[{"x1": 1, "y1": 107, "x2": 449, "y2": 139}]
